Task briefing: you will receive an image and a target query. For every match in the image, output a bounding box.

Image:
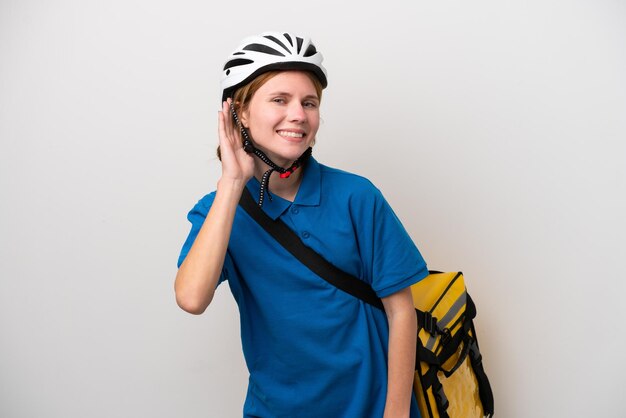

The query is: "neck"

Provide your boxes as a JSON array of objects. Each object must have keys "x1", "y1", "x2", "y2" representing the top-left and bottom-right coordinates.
[
  {"x1": 253, "y1": 161, "x2": 304, "y2": 202},
  {"x1": 244, "y1": 141, "x2": 312, "y2": 205}
]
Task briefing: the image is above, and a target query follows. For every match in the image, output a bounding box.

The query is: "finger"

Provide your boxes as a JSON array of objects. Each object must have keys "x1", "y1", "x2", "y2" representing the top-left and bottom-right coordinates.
[
  {"x1": 218, "y1": 101, "x2": 241, "y2": 152},
  {"x1": 223, "y1": 99, "x2": 230, "y2": 125},
  {"x1": 220, "y1": 100, "x2": 236, "y2": 141},
  {"x1": 225, "y1": 99, "x2": 244, "y2": 145},
  {"x1": 218, "y1": 104, "x2": 228, "y2": 144}
]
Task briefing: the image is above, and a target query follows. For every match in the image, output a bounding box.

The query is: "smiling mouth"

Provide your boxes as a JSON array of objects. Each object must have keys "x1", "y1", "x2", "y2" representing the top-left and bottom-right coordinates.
[{"x1": 277, "y1": 130, "x2": 305, "y2": 138}]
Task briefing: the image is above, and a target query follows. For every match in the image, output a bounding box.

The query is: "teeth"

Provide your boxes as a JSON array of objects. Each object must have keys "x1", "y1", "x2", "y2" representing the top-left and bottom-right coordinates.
[{"x1": 278, "y1": 131, "x2": 304, "y2": 138}]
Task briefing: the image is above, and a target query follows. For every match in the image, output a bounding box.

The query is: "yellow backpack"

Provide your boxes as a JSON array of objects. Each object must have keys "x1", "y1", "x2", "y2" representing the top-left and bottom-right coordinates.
[{"x1": 411, "y1": 271, "x2": 494, "y2": 418}]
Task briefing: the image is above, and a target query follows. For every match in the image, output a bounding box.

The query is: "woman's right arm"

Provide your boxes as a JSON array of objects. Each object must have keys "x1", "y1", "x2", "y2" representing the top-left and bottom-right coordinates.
[{"x1": 174, "y1": 99, "x2": 254, "y2": 314}]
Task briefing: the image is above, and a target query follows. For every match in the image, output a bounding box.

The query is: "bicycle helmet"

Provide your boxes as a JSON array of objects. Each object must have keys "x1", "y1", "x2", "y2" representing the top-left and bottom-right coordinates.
[{"x1": 220, "y1": 31, "x2": 328, "y2": 102}]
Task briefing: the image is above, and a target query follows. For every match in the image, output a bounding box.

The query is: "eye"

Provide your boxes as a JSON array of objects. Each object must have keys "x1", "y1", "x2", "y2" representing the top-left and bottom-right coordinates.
[
  {"x1": 303, "y1": 101, "x2": 319, "y2": 108},
  {"x1": 272, "y1": 97, "x2": 286, "y2": 104}
]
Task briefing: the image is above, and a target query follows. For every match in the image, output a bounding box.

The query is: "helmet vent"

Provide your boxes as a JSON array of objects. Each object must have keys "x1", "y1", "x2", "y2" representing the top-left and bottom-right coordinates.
[
  {"x1": 296, "y1": 37, "x2": 303, "y2": 54},
  {"x1": 303, "y1": 44, "x2": 317, "y2": 57},
  {"x1": 264, "y1": 35, "x2": 291, "y2": 54},
  {"x1": 223, "y1": 58, "x2": 254, "y2": 70},
  {"x1": 283, "y1": 33, "x2": 293, "y2": 46},
  {"x1": 243, "y1": 43, "x2": 285, "y2": 56}
]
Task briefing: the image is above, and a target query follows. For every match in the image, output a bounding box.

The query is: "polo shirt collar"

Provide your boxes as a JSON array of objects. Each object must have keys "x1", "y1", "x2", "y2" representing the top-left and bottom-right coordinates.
[{"x1": 245, "y1": 157, "x2": 322, "y2": 220}]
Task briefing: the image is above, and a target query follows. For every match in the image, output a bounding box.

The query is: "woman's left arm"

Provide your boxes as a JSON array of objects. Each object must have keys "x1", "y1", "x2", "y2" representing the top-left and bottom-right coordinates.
[{"x1": 381, "y1": 287, "x2": 417, "y2": 418}]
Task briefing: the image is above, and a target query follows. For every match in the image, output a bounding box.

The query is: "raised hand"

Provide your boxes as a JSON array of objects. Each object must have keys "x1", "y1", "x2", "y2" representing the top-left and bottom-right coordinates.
[{"x1": 217, "y1": 99, "x2": 255, "y2": 182}]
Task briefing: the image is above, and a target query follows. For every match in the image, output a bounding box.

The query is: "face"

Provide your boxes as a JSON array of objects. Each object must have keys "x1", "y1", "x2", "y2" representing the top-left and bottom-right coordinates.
[{"x1": 240, "y1": 71, "x2": 320, "y2": 167}]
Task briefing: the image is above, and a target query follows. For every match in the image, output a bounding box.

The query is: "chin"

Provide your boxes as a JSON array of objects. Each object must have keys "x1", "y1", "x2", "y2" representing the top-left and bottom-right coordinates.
[
  {"x1": 287, "y1": 145, "x2": 313, "y2": 160},
  {"x1": 262, "y1": 143, "x2": 313, "y2": 165}
]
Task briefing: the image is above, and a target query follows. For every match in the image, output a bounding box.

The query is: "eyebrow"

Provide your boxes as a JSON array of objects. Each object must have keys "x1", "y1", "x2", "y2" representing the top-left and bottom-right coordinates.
[{"x1": 267, "y1": 91, "x2": 319, "y2": 100}]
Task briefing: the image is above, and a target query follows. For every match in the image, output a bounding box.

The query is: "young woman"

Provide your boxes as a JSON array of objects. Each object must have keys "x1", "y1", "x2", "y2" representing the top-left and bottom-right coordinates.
[{"x1": 175, "y1": 31, "x2": 428, "y2": 418}]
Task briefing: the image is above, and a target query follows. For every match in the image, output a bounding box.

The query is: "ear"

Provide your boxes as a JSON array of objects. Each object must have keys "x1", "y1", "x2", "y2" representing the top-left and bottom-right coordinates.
[{"x1": 238, "y1": 105, "x2": 249, "y2": 129}]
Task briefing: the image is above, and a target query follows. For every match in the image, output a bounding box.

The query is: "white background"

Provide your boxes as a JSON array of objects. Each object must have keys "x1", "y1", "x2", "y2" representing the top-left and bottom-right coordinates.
[{"x1": 1, "y1": 0, "x2": 625, "y2": 417}]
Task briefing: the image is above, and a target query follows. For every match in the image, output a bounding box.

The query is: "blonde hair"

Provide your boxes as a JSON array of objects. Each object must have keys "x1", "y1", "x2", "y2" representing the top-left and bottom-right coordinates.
[{"x1": 217, "y1": 70, "x2": 323, "y2": 160}]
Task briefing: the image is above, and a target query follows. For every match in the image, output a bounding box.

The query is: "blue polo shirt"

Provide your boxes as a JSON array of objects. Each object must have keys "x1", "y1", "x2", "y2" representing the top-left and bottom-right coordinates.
[{"x1": 178, "y1": 157, "x2": 428, "y2": 418}]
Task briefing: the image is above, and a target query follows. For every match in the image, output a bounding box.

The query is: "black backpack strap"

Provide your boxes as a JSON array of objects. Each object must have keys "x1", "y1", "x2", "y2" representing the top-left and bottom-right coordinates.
[
  {"x1": 466, "y1": 304, "x2": 495, "y2": 417},
  {"x1": 469, "y1": 338, "x2": 494, "y2": 417},
  {"x1": 239, "y1": 187, "x2": 384, "y2": 310}
]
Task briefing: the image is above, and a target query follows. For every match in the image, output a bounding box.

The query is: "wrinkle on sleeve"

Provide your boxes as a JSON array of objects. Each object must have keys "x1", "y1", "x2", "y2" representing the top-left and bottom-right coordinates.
[
  {"x1": 176, "y1": 193, "x2": 232, "y2": 285},
  {"x1": 363, "y1": 187, "x2": 428, "y2": 298}
]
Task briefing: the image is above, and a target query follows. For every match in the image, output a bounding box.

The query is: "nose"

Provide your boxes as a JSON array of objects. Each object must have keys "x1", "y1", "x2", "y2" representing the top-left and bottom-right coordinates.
[{"x1": 288, "y1": 102, "x2": 307, "y2": 123}]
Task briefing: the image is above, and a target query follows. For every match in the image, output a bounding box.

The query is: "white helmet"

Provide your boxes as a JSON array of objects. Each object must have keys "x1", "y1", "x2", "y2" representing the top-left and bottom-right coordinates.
[{"x1": 220, "y1": 31, "x2": 328, "y2": 102}]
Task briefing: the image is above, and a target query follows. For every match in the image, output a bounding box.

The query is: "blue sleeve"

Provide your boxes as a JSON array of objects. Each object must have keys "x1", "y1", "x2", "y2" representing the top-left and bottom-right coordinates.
[
  {"x1": 359, "y1": 187, "x2": 428, "y2": 298},
  {"x1": 176, "y1": 192, "x2": 233, "y2": 285}
]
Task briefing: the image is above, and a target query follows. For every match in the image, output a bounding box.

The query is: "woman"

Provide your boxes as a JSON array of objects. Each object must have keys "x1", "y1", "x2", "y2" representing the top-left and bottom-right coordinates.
[{"x1": 175, "y1": 31, "x2": 428, "y2": 418}]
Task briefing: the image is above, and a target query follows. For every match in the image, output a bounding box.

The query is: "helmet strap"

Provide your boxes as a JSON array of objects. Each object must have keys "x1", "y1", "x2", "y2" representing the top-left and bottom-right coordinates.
[{"x1": 248, "y1": 141, "x2": 312, "y2": 207}]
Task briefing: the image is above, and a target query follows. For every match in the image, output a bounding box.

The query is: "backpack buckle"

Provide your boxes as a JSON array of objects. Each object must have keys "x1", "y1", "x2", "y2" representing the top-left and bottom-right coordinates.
[
  {"x1": 469, "y1": 338, "x2": 483, "y2": 365},
  {"x1": 423, "y1": 311, "x2": 439, "y2": 335},
  {"x1": 440, "y1": 328, "x2": 452, "y2": 346}
]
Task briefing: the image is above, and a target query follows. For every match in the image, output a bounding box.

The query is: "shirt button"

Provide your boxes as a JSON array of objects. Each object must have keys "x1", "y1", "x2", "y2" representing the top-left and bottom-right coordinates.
[
  {"x1": 291, "y1": 207, "x2": 299, "y2": 214},
  {"x1": 302, "y1": 231, "x2": 310, "y2": 239}
]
